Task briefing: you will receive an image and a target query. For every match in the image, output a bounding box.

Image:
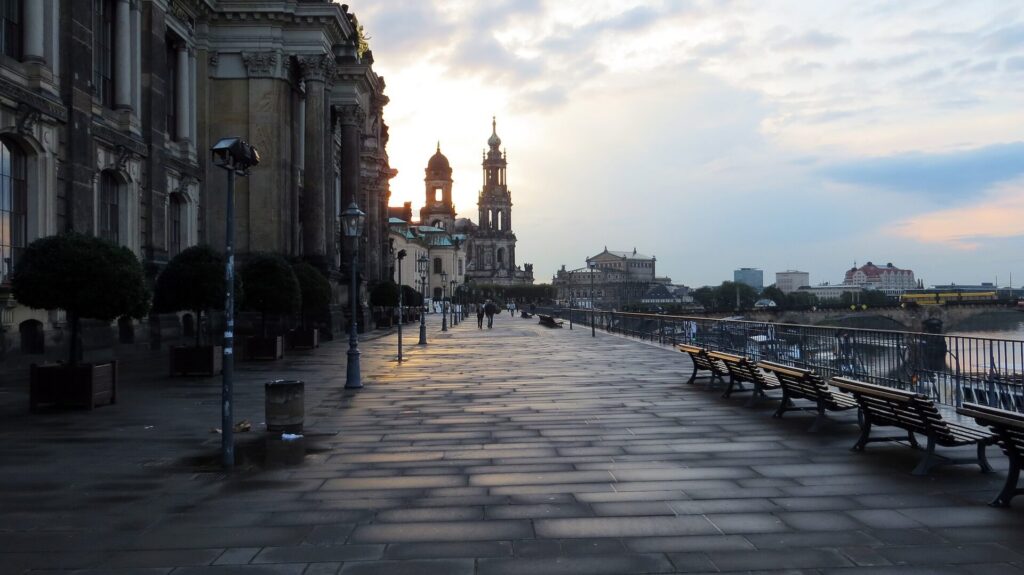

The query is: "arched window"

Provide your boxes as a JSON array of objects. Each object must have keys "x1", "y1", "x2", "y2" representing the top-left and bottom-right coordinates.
[
  {"x1": 433, "y1": 257, "x2": 443, "y2": 274},
  {"x1": 0, "y1": 0, "x2": 23, "y2": 60},
  {"x1": 99, "y1": 171, "x2": 120, "y2": 244},
  {"x1": 496, "y1": 247, "x2": 505, "y2": 266},
  {"x1": 1, "y1": 138, "x2": 27, "y2": 283},
  {"x1": 168, "y1": 193, "x2": 184, "y2": 258},
  {"x1": 93, "y1": 0, "x2": 116, "y2": 108}
]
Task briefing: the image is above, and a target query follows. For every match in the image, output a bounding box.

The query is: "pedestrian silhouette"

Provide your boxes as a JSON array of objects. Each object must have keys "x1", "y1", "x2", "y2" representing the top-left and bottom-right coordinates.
[
  {"x1": 484, "y1": 300, "x2": 497, "y2": 329},
  {"x1": 476, "y1": 303, "x2": 484, "y2": 329}
]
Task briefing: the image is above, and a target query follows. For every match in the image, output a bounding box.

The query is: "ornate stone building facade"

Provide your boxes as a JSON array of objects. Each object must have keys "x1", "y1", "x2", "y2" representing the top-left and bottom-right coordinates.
[{"x1": 0, "y1": 0, "x2": 392, "y2": 361}]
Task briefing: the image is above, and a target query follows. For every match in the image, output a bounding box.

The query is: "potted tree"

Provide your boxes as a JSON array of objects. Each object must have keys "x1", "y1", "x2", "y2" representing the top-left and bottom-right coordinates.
[
  {"x1": 290, "y1": 262, "x2": 330, "y2": 349},
  {"x1": 154, "y1": 245, "x2": 231, "y2": 376},
  {"x1": 241, "y1": 254, "x2": 300, "y2": 360},
  {"x1": 370, "y1": 281, "x2": 400, "y2": 328},
  {"x1": 11, "y1": 233, "x2": 150, "y2": 411}
]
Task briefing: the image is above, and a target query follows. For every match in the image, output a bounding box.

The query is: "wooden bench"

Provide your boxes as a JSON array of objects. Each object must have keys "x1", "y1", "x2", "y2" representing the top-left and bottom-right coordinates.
[
  {"x1": 537, "y1": 314, "x2": 563, "y2": 328},
  {"x1": 678, "y1": 344, "x2": 727, "y2": 388},
  {"x1": 707, "y1": 350, "x2": 780, "y2": 404},
  {"x1": 833, "y1": 376, "x2": 996, "y2": 476},
  {"x1": 957, "y1": 402, "x2": 1024, "y2": 507},
  {"x1": 757, "y1": 361, "x2": 858, "y2": 432}
]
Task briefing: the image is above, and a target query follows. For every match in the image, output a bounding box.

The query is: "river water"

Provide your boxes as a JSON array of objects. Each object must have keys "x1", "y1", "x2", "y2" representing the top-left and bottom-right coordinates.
[{"x1": 950, "y1": 312, "x2": 1024, "y2": 341}]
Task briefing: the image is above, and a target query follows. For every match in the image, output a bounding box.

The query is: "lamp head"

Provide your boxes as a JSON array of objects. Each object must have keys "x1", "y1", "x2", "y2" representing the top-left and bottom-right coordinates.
[{"x1": 340, "y1": 202, "x2": 366, "y2": 238}]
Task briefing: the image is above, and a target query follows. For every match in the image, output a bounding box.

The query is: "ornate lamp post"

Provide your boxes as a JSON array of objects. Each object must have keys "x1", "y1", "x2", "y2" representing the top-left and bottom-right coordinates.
[
  {"x1": 341, "y1": 202, "x2": 366, "y2": 389},
  {"x1": 211, "y1": 137, "x2": 260, "y2": 469},
  {"x1": 417, "y1": 253, "x2": 428, "y2": 345},
  {"x1": 440, "y1": 270, "x2": 448, "y2": 332},
  {"x1": 589, "y1": 261, "x2": 597, "y2": 338},
  {"x1": 450, "y1": 279, "x2": 458, "y2": 325},
  {"x1": 396, "y1": 249, "x2": 406, "y2": 362}
]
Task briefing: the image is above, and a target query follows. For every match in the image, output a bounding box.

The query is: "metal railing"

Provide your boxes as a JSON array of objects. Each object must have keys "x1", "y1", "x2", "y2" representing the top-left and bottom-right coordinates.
[{"x1": 543, "y1": 307, "x2": 1024, "y2": 413}]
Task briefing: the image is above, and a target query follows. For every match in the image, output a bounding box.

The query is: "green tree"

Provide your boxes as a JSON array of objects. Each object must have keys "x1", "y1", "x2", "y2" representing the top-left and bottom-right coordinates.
[
  {"x1": 11, "y1": 233, "x2": 150, "y2": 364},
  {"x1": 714, "y1": 281, "x2": 759, "y2": 311},
  {"x1": 691, "y1": 286, "x2": 716, "y2": 310},
  {"x1": 241, "y1": 254, "x2": 301, "y2": 336},
  {"x1": 761, "y1": 284, "x2": 788, "y2": 309},
  {"x1": 153, "y1": 245, "x2": 230, "y2": 347},
  {"x1": 291, "y1": 262, "x2": 332, "y2": 329}
]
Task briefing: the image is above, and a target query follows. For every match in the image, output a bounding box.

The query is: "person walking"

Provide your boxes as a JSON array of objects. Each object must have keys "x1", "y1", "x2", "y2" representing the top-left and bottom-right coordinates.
[
  {"x1": 484, "y1": 300, "x2": 497, "y2": 329},
  {"x1": 476, "y1": 303, "x2": 485, "y2": 329}
]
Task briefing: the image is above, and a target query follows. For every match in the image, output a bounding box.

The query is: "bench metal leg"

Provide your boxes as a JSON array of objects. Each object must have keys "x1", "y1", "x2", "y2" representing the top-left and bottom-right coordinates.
[
  {"x1": 977, "y1": 442, "x2": 993, "y2": 473},
  {"x1": 772, "y1": 391, "x2": 790, "y2": 419},
  {"x1": 991, "y1": 451, "x2": 1022, "y2": 508},
  {"x1": 912, "y1": 436, "x2": 940, "y2": 476},
  {"x1": 744, "y1": 383, "x2": 767, "y2": 407},
  {"x1": 808, "y1": 402, "x2": 827, "y2": 433},
  {"x1": 907, "y1": 431, "x2": 920, "y2": 449},
  {"x1": 723, "y1": 377, "x2": 745, "y2": 399},
  {"x1": 686, "y1": 365, "x2": 698, "y2": 385},
  {"x1": 852, "y1": 418, "x2": 873, "y2": 452}
]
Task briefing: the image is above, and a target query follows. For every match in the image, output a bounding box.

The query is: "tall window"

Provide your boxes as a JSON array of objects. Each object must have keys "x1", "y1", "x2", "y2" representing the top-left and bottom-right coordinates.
[
  {"x1": 0, "y1": 139, "x2": 26, "y2": 283},
  {"x1": 165, "y1": 36, "x2": 177, "y2": 140},
  {"x1": 433, "y1": 257, "x2": 442, "y2": 274},
  {"x1": 0, "y1": 0, "x2": 22, "y2": 60},
  {"x1": 169, "y1": 194, "x2": 183, "y2": 257},
  {"x1": 99, "y1": 171, "x2": 119, "y2": 244},
  {"x1": 93, "y1": 0, "x2": 115, "y2": 108}
]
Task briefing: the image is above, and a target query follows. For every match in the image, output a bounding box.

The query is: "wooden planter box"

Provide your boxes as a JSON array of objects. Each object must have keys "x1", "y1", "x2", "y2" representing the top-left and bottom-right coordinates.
[
  {"x1": 290, "y1": 328, "x2": 319, "y2": 350},
  {"x1": 30, "y1": 362, "x2": 117, "y2": 412},
  {"x1": 247, "y1": 336, "x2": 284, "y2": 360},
  {"x1": 169, "y1": 345, "x2": 222, "y2": 376}
]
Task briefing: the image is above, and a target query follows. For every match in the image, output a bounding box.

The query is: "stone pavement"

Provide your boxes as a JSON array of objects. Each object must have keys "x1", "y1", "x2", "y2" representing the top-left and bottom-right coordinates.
[{"x1": 1, "y1": 313, "x2": 1023, "y2": 574}]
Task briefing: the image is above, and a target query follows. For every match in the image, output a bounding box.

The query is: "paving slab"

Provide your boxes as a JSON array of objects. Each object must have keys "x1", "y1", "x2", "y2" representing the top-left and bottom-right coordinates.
[{"x1": 2, "y1": 314, "x2": 1024, "y2": 574}]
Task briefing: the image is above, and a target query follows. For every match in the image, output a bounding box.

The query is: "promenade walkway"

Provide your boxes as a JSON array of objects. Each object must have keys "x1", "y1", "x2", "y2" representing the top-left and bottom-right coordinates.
[{"x1": 1, "y1": 313, "x2": 1023, "y2": 574}]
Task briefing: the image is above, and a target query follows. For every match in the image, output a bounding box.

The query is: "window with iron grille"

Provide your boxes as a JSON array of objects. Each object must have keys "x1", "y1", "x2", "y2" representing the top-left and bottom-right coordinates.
[
  {"x1": 166, "y1": 36, "x2": 177, "y2": 140},
  {"x1": 0, "y1": 0, "x2": 22, "y2": 60},
  {"x1": 169, "y1": 194, "x2": 183, "y2": 257},
  {"x1": 0, "y1": 138, "x2": 26, "y2": 283},
  {"x1": 93, "y1": 0, "x2": 115, "y2": 108},
  {"x1": 99, "y1": 171, "x2": 119, "y2": 245}
]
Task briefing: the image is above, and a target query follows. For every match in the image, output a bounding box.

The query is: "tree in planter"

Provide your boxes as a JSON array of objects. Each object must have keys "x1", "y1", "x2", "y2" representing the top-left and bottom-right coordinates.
[
  {"x1": 291, "y1": 261, "x2": 331, "y2": 331},
  {"x1": 11, "y1": 233, "x2": 150, "y2": 365},
  {"x1": 241, "y1": 254, "x2": 301, "y2": 337},
  {"x1": 153, "y1": 245, "x2": 228, "y2": 347},
  {"x1": 401, "y1": 284, "x2": 421, "y2": 321},
  {"x1": 370, "y1": 281, "x2": 400, "y2": 327}
]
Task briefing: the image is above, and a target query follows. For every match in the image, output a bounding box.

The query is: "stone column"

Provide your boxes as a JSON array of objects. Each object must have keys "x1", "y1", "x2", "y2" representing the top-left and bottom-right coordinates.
[
  {"x1": 131, "y1": 0, "x2": 141, "y2": 111},
  {"x1": 299, "y1": 55, "x2": 329, "y2": 257},
  {"x1": 176, "y1": 43, "x2": 190, "y2": 141},
  {"x1": 23, "y1": 0, "x2": 45, "y2": 63},
  {"x1": 114, "y1": 0, "x2": 132, "y2": 110},
  {"x1": 337, "y1": 104, "x2": 363, "y2": 271}
]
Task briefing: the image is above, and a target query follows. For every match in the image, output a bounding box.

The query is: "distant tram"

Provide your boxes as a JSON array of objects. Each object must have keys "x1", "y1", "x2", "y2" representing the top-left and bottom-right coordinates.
[{"x1": 899, "y1": 290, "x2": 998, "y2": 307}]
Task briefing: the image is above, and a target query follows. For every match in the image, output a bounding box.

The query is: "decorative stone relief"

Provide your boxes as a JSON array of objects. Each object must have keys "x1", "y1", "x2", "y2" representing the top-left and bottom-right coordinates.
[
  {"x1": 242, "y1": 51, "x2": 280, "y2": 78},
  {"x1": 15, "y1": 103, "x2": 41, "y2": 135},
  {"x1": 207, "y1": 51, "x2": 219, "y2": 69}
]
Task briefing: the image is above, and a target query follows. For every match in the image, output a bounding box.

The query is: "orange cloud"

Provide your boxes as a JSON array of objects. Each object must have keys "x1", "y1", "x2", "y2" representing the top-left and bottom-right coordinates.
[{"x1": 893, "y1": 178, "x2": 1024, "y2": 250}]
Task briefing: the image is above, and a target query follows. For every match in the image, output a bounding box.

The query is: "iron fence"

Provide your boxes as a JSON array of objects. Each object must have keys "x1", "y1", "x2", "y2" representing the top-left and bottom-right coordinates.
[{"x1": 542, "y1": 307, "x2": 1024, "y2": 413}]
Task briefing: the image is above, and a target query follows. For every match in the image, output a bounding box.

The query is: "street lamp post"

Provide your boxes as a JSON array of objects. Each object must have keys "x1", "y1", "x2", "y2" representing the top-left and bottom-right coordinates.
[
  {"x1": 450, "y1": 279, "x2": 458, "y2": 325},
  {"x1": 341, "y1": 203, "x2": 367, "y2": 389},
  {"x1": 210, "y1": 137, "x2": 260, "y2": 469},
  {"x1": 417, "y1": 254, "x2": 428, "y2": 345},
  {"x1": 589, "y1": 261, "x2": 596, "y2": 338},
  {"x1": 396, "y1": 249, "x2": 406, "y2": 362},
  {"x1": 440, "y1": 270, "x2": 448, "y2": 332}
]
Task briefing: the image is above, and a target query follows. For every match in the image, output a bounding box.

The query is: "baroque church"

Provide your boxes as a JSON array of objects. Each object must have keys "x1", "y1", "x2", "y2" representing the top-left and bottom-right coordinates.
[{"x1": 390, "y1": 118, "x2": 533, "y2": 302}]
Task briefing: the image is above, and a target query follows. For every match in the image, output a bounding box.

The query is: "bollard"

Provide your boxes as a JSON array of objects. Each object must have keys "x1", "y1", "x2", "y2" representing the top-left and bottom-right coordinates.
[{"x1": 265, "y1": 380, "x2": 304, "y2": 433}]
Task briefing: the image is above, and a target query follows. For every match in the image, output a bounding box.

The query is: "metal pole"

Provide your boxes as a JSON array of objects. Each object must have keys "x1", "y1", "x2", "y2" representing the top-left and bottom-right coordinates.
[
  {"x1": 221, "y1": 167, "x2": 235, "y2": 469},
  {"x1": 419, "y1": 274, "x2": 427, "y2": 345},
  {"x1": 441, "y1": 279, "x2": 448, "y2": 332},
  {"x1": 397, "y1": 259, "x2": 403, "y2": 362},
  {"x1": 591, "y1": 268, "x2": 596, "y2": 338},
  {"x1": 345, "y1": 240, "x2": 362, "y2": 389}
]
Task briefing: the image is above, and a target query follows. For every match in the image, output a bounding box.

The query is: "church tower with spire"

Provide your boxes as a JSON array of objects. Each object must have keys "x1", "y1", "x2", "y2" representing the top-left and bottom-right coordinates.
[
  {"x1": 464, "y1": 117, "x2": 533, "y2": 285},
  {"x1": 420, "y1": 142, "x2": 456, "y2": 230}
]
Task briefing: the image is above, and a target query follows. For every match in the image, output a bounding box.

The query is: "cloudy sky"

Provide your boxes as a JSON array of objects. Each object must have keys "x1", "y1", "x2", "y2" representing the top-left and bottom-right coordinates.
[{"x1": 355, "y1": 0, "x2": 1024, "y2": 288}]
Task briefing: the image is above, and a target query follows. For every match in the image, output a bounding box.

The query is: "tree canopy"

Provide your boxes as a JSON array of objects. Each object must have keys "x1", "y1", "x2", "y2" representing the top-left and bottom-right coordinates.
[
  {"x1": 11, "y1": 232, "x2": 150, "y2": 321},
  {"x1": 370, "y1": 281, "x2": 400, "y2": 307},
  {"x1": 241, "y1": 254, "x2": 301, "y2": 317},
  {"x1": 153, "y1": 245, "x2": 226, "y2": 315},
  {"x1": 292, "y1": 262, "x2": 332, "y2": 316}
]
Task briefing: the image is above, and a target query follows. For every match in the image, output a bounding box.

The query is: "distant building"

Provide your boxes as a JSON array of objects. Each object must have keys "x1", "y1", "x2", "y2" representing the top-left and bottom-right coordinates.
[
  {"x1": 734, "y1": 268, "x2": 764, "y2": 291},
  {"x1": 796, "y1": 284, "x2": 865, "y2": 301},
  {"x1": 775, "y1": 270, "x2": 810, "y2": 294},
  {"x1": 843, "y1": 262, "x2": 916, "y2": 297},
  {"x1": 552, "y1": 248, "x2": 659, "y2": 309}
]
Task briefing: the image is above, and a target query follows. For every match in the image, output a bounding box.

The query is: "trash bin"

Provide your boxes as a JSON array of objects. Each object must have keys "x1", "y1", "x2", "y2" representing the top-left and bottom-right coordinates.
[{"x1": 265, "y1": 380, "x2": 304, "y2": 433}]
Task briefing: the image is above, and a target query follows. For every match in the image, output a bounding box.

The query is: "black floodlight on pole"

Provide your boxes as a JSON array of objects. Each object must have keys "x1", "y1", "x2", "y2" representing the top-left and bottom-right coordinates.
[
  {"x1": 417, "y1": 253, "x2": 428, "y2": 345},
  {"x1": 210, "y1": 137, "x2": 260, "y2": 469},
  {"x1": 440, "y1": 270, "x2": 448, "y2": 332},
  {"x1": 450, "y1": 279, "x2": 457, "y2": 326},
  {"x1": 396, "y1": 249, "x2": 407, "y2": 362},
  {"x1": 341, "y1": 202, "x2": 367, "y2": 389}
]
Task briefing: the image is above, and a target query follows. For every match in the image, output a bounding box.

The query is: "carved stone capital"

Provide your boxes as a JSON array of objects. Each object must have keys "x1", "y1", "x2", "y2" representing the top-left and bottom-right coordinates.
[
  {"x1": 208, "y1": 51, "x2": 219, "y2": 68},
  {"x1": 241, "y1": 51, "x2": 280, "y2": 78},
  {"x1": 298, "y1": 53, "x2": 334, "y2": 84},
  {"x1": 15, "y1": 103, "x2": 41, "y2": 135},
  {"x1": 336, "y1": 104, "x2": 364, "y2": 128}
]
